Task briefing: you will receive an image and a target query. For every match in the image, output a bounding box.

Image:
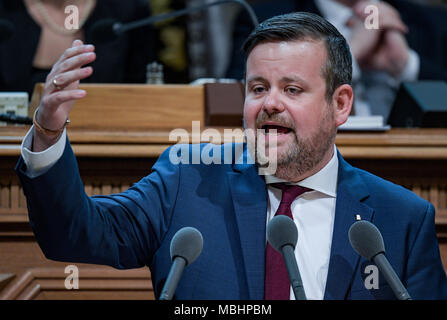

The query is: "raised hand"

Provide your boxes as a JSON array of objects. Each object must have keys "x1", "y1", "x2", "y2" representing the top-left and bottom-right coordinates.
[{"x1": 33, "y1": 39, "x2": 96, "y2": 152}]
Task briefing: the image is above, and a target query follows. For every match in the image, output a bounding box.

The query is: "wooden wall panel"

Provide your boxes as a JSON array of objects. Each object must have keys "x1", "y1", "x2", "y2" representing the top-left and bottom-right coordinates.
[{"x1": 30, "y1": 84, "x2": 205, "y2": 131}]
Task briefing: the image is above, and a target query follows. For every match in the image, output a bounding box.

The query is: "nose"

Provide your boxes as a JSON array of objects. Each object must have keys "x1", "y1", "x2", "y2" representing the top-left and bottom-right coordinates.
[{"x1": 262, "y1": 88, "x2": 285, "y2": 115}]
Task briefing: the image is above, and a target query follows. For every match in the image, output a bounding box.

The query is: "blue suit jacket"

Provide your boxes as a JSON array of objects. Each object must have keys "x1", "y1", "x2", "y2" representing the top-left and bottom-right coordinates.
[{"x1": 16, "y1": 141, "x2": 447, "y2": 299}]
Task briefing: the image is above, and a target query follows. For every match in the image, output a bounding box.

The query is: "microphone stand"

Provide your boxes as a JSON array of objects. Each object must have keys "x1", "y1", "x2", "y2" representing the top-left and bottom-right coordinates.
[{"x1": 281, "y1": 245, "x2": 306, "y2": 300}]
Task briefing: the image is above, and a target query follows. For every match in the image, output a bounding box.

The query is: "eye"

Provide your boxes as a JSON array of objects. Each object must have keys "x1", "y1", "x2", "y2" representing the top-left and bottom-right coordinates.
[
  {"x1": 252, "y1": 85, "x2": 266, "y2": 94},
  {"x1": 285, "y1": 86, "x2": 302, "y2": 95}
]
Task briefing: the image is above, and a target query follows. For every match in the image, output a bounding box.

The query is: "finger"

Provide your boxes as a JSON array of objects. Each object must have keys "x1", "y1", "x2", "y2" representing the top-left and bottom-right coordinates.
[
  {"x1": 47, "y1": 44, "x2": 95, "y2": 81},
  {"x1": 51, "y1": 45, "x2": 94, "y2": 74},
  {"x1": 46, "y1": 67, "x2": 93, "y2": 92},
  {"x1": 52, "y1": 41, "x2": 93, "y2": 69},
  {"x1": 45, "y1": 52, "x2": 95, "y2": 94},
  {"x1": 61, "y1": 43, "x2": 95, "y2": 62},
  {"x1": 42, "y1": 89, "x2": 87, "y2": 111},
  {"x1": 72, "y1": 39, "x2": 83, "y2": 47},
  {"x1": 55, "y1": 51, "x2": 96, "y2": 74}
]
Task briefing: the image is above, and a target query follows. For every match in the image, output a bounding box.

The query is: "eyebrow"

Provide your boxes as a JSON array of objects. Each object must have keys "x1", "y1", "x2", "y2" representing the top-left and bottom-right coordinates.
[
  {"x1": 246, "y1": 75, "x2": 308, "y2": 86},
  {"x1": 279, "y1": 75, "x2": 307, "y2": 86},
  {"x1": 246, "y1": 76, "x2": 267, "y2": 85}
]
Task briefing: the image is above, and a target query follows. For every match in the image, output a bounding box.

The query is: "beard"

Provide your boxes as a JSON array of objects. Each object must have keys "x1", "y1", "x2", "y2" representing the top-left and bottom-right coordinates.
[{"x1": 245, "y1": 105, "x2": 337, "y2": 181}]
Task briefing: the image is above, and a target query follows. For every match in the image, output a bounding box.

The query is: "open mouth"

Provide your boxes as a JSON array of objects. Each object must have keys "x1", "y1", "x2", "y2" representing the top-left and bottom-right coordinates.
[{"x1": 261, "y1": 123, "x2": 293, "y2": 135}]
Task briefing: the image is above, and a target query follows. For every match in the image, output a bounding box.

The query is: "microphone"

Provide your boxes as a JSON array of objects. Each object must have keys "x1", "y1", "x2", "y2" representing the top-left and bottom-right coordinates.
[
  {"x1": 0, "y1": 113, "x2": 32, "y2": 125},
  {"x1": 89, "y1": 0, "x2": 258, "y2": 43},
  {"x1": 159, "y1": 226, "x2": 203, "y2": 300},
  {"x1": 348, "y1": 220, "x2": 412, "y2": 300},
  {"x1": 267, "y1": 215, "x2": 306, "y2": 300},
  {"x1": 0, "y1": 19, "x2": 14, "y2": 42}
]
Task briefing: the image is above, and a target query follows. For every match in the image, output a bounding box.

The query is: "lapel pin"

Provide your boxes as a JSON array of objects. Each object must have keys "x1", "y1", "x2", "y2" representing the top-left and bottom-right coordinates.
[{"x1": 355, "y1": 214, "x2": 362, "y2": 221}]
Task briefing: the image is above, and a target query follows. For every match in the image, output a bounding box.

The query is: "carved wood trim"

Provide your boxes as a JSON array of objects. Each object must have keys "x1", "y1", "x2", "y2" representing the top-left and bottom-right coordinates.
[
  {"x1": 0, "y1": 267, "x2": 153, "y2": 300},
  {"x1": 0, "y1": 274, "x2": 15, "y2": 291},
  {"x1": 1, "y1": 169, "x2": 447, "y2": 225}
]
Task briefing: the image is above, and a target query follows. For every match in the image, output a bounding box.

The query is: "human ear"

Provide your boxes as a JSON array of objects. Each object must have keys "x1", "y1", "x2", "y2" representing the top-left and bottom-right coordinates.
[{"x1": 331, "y1": 84, "x2": 353, "y2": 127}]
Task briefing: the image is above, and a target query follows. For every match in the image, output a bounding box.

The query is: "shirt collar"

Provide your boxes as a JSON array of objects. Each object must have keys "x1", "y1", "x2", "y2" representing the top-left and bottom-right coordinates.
[{"x1": 264, "y1": 145, "x2": 338, "y2": 197}]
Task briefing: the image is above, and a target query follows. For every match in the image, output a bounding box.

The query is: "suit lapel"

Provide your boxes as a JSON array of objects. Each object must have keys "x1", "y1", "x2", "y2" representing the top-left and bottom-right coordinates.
[
  {"x1": 227, "y1": 146, "x2": 268, "y2": 300},
  {"x1": 324, "y1": 152, "x2": 374, "y2": 300}
]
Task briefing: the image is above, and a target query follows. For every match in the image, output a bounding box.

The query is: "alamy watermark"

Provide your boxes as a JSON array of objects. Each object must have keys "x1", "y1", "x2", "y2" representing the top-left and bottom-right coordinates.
[
  {"x1": 364, "y1": 264, "x2": 380, "y2": 290},
  {"x1": 64, "y1": 264, "x2": 79, "y2": 290},
  {"x1": 364, "y1": 5, "x2": 379, "y2": 30},
  {"x1": 64, "y1": 5, "x2": 79, "y2": 30},
  {"x1": 62, "y1": 3, "x2": 379, "y2": 31}
]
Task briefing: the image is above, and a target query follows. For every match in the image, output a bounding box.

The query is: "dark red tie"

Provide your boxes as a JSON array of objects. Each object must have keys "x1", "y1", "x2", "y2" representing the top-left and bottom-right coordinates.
[{"x1": 264, "y1": 183, "x2": 311, "y2": 300}]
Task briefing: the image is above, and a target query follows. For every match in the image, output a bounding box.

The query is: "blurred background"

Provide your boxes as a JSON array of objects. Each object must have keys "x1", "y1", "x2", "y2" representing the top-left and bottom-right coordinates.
[
  {"x1": 1, "y1": 0, "x2": 447, "y2": 124},
  {"x1": 0, "y1": 0, "x2": 446, "y2": 89}
]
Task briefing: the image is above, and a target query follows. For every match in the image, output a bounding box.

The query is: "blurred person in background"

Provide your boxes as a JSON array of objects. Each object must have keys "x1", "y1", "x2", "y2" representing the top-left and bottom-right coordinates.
[
  {"x1": 227, "y1": 0, "x2": 447, "y2": 120},
  {"x1": 0, "y1": 0, "x2": 157, "y2": 96}
]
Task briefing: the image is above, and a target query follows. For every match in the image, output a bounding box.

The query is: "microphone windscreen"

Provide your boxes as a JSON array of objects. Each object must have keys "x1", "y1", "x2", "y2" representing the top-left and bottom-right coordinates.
[
  {"x1": 348, "y1": 220, "x2": 385, "y2": 260},
  {"x1": 170, "y1": 227, "x2": 203, "y2": 266},
  {"x1": 267, "y1": 215, "x2": 298, "y2": 252},
  {"x1": 0, "y1": 19, "x2": 14, "y2": 42},
  {"x1": 88, "y1": 19, "x2": 119, "y2": 43}
]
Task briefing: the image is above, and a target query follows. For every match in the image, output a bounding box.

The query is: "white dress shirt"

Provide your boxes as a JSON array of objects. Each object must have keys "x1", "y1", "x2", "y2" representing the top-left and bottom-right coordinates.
[
  {"x1": 265, "y1": 145, "x2": 338, "y2": 300},
  {"x1": 315, "y1": 0, "x2": 420, "y2": 118}
]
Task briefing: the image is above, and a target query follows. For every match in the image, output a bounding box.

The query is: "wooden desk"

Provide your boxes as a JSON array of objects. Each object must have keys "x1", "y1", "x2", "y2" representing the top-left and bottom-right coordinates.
[{"x1": 1, "y1": 126, "x2": 446, "y2": 299}]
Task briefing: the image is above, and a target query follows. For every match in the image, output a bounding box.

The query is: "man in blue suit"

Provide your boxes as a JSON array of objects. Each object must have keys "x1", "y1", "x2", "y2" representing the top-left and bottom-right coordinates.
[{"x1": 16, "y1": 12, "x2": 447, "y2": 299}]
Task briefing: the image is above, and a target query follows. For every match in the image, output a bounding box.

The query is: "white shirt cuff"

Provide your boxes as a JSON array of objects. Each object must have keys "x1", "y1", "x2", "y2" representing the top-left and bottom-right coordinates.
[{"x1": 21, "y1": 126, "x2": 67, "y2": 178}]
